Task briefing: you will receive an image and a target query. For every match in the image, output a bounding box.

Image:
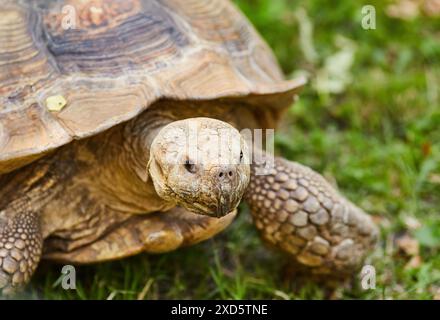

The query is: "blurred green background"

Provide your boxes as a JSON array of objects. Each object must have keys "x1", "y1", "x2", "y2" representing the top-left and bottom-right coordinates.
[{"x1": 27, "y1": 0, "x2": 439, "y2": 299}]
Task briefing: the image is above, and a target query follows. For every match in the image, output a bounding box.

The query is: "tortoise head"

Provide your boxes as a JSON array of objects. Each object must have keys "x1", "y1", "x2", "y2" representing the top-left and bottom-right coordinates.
[{"x1": 148, "y1": 118, "x2": 250, "y2": 217}]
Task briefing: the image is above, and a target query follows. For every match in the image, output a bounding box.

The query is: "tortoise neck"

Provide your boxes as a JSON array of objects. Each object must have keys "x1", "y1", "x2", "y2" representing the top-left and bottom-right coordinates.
[{"x1": 126, "y1": 109, "x2": 175, "y2": 171}]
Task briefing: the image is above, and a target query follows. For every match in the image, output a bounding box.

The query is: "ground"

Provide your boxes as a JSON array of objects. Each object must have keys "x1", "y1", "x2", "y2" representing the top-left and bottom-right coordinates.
[{"x1": 21, "y1": 0, "x2": 440, "y2": 299}]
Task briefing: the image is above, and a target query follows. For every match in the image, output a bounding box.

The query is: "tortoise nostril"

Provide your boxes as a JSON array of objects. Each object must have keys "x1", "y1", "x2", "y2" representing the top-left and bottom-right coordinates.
[{"x1": 217, "y1": 167, "x2": 236, "y2": 182}]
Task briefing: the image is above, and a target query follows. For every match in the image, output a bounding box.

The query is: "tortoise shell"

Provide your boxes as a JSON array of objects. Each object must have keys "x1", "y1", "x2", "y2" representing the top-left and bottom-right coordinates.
[{"x1": 0, "y1": 0, "x2": 305, "y2": 174}]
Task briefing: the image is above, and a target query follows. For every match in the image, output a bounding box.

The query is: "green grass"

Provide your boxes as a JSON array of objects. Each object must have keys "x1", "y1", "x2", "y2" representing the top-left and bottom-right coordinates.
[{"x1": 22, "y1": 0, "x2": 440, "y2": 299}]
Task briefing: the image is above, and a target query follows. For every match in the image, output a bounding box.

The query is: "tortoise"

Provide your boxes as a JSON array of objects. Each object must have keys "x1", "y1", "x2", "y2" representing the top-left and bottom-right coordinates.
[{"x1": 0, "y1": 0, "x2": 378, "y2": 294}]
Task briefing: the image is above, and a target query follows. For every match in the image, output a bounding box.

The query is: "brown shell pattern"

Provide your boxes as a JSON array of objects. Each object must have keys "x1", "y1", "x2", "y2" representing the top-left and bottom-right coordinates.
[{"x1": 0, "y1": 0, "x2": 305, "y2": 174}]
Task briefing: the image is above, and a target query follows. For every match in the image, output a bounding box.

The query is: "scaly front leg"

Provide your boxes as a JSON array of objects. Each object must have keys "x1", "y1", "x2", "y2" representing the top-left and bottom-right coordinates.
[
  {"x1": 245, "y1": 152, "x2": 378, "y2": 279},
  {"x1": 0, "y1": 209, "x2": 42, "y2": 295}
]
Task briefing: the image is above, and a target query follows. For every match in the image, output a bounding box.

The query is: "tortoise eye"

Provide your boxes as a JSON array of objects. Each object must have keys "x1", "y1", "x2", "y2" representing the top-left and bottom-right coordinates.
[
  {"x1": 239, "y1": 151, "x2": 243, "y2": 162},
  {"x1": 184, "y1": 159, "x2": 196, "y2": 173}
]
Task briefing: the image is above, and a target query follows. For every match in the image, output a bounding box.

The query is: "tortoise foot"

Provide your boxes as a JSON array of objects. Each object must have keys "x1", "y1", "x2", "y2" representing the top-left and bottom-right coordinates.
[
  {"x1": 0, "y1": 211, "x2": 42, "y2": 296},
  {"x1": 245, "y1": 152, "x2": 378, "y2": 278}
]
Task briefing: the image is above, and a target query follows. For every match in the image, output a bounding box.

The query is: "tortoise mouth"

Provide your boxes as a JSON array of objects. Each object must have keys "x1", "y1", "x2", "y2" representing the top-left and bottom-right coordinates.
[{"x1": 169, "y1": 190, "x2": 238, "y2": 218}]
